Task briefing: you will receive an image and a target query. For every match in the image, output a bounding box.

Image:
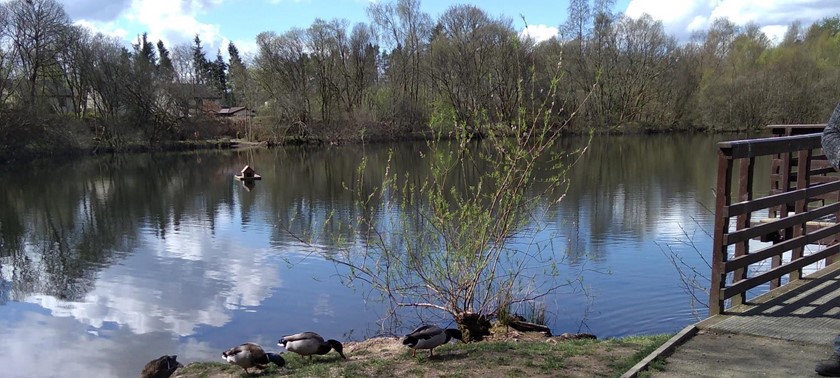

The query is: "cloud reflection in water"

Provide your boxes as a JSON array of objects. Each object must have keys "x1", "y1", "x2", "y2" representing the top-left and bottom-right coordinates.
[{"x1": 0, "y1": 202, "x2": 363, "y2": 377}]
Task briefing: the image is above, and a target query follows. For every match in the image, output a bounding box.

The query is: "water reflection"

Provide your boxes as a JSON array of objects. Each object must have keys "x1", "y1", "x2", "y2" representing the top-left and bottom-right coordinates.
[
  {"x1": 0, "y1": 134, "x2": 749, "y2": 377},
  {"x1": 0, "y1": 309, "x2": 218, "y2": 378},
  {"x1": 240, "y1": 179, "x2": 257, "y2": 191}
]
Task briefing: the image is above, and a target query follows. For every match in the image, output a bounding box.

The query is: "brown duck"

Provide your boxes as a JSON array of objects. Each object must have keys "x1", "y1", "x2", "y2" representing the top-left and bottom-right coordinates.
[
  {"x1": 140, "y1": 355, "x2": 182, "y2": 378},
  {"x1": 222, "y1": 342, "x2": 285, "y2": 374}
]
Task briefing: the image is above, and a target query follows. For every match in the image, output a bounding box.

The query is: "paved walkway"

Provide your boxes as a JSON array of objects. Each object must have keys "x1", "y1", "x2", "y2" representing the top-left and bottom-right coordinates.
[
  {"x1": 626, "y1": 264, "x2": 840, "y2": 377},
  {"x1": 649, "y1": 330, "x2": 831, "y2": 377}
]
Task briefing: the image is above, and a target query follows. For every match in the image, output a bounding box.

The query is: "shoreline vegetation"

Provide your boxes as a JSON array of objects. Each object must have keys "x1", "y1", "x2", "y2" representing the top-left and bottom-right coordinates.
[
  {"x1": 0, "y1": 126, "x2": 715, "y2": 165},
  {"x1": 172, "y1": 331, "x2": 672, "y2": 378},
  {"x1": 1, "y1": 0, "x2": 839, "y2": 164},
  {"x1": 0, "y1": 114, "x2": 717, "y2": 165}
]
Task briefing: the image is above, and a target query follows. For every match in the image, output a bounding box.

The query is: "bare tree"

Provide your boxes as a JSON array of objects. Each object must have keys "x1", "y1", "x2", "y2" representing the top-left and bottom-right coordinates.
[
  {"x1": 5, "y1": 0, "x2": 70, "y2": 110},
  {"x1": 254, "y1": 29, "x2": 312, "y2": 123},
  {"x1": 368, "y1": 0, "x2": 430, "y2": 101},
  {"x1": 563, "y1": 0, "x2": 591, "y2": 43},
  {"x1": 82, "y1": 34, "x2": 131, "y2": 144},
  {"x1": 611, "y1": 14, "x2": 676, "y2": 125},
  {"x1": 169, "y1": 43, "x2": 197, "y2": 118},
  {"x1": 368, "y1": 0, "x2": 432, "y2": 129},
  {"x1": 306, "y1": 18, "x2": 349, "y2": 122},
  {"x1": 429, "y1": 5, "x2": 521, "y2": 134},
  {"x1": 345, "y1": 22, "x2": 378, "y2": 115},
  {"x1": 0, "y1": 4, "x2": 17, "y2": 107},
  {"x1": 55, "y1": 25, "x2": 92, "y2": 118}
]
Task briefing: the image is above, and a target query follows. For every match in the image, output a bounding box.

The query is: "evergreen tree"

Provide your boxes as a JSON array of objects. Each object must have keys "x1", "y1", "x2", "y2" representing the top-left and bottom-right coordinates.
[
  {"x1": 133, "y1": 32, "x2": 156, "y2": 66},
  {"x1": 156, "y1": 40, "x2": 174, "y2": 79},
  {"x1": 191, "y1": 34, "x2": 210, "y2": 84},
  {"x1": 212, "y1": 49, "x2": 228, "y2": 103},
  {"x1": 227, "y1": 41, "x2": 248, "y2": 106},
  {"x1": 228, "y1": 42, "x2": 243, "y2": 68}
]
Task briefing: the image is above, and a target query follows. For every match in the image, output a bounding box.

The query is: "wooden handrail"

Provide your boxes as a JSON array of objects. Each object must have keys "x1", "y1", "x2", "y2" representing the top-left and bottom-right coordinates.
[
  {"x1": 767, "y1": 124, "x2": 827, "y2": 129},
  {"x1": 709, "y1": 132, "x2": 840, "y2": 315},
  {"x1": 718, "y1": 133, "x2": 823, "y2": 159}
]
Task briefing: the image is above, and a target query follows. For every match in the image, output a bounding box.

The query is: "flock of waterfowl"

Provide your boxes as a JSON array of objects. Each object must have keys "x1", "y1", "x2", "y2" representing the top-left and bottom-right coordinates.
[{"x1": 140, "y1": 325, "x2": 463, "y2": 377}]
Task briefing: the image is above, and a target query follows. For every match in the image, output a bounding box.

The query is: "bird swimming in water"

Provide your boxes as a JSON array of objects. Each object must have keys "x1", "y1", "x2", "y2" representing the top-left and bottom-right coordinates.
[{"x1": 402, "y1": 325, "x2": 463, "y2": 357}]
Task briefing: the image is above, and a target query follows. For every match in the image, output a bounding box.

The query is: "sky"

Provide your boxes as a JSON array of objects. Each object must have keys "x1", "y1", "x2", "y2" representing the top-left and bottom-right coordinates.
[{"x1": 55, "y1": 0, "x2": 840, "y2": 58}]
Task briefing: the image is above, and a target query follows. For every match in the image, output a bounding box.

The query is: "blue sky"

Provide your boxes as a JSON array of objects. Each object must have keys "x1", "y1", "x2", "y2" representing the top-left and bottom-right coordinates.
[{"x1": 58, "y1": 0, "x2": 840, "y2": 58}]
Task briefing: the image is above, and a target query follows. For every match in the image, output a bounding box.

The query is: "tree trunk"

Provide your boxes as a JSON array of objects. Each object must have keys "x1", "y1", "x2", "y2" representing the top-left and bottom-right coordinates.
[
  {"x1": 455, "y1": 312, "x2": 491, "y2": 342},
  {"x1": 508, "y1": 319, "x2": 552, "y2": 336}
]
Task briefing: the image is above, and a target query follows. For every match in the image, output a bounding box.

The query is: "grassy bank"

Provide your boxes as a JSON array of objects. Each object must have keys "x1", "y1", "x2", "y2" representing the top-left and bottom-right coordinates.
[{"x1": 173, "y1": 334, "x2": 670, "y2": 378}]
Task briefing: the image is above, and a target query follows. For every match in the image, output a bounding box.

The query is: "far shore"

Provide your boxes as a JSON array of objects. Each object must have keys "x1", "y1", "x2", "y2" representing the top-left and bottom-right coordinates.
[{"x1": 0, "y1": 122, "x2": 756, "y2": 167}]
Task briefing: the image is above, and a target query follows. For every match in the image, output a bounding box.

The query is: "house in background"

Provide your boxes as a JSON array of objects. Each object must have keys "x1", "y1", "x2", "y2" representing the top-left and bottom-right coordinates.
[
  {"x1": 168, "y1": 83, "x2": 223, "y2": 117},
  {"x1": 217, "y1": 106, "x2": 255, "y2": 120},
  {"x1": 217, "y1": 106, "x2": 256, "y2": 138},
  {"x1": 47, "y1": 83, "x2": 75, "y2": 114}
]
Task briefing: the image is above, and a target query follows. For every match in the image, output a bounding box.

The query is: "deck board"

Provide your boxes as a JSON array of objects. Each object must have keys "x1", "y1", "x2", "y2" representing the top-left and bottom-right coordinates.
[
  {"x1": 630, "y1": 263, "x2": 840, "y2": 377},
  {"x1": 706, "y1": 264, "x2": 840, "y2": 345}
]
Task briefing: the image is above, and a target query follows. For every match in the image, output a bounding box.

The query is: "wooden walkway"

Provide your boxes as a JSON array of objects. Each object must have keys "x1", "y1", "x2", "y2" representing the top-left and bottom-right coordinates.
[
  {"x1": 706, "y1": 262, "x2": 840, "y2": 345},
  {"x1": 624, "y1": 262, "x2": 840, "y2": 377},
  {"x1": 624, "y1": 128, "x2": 840, "y2": 377}
]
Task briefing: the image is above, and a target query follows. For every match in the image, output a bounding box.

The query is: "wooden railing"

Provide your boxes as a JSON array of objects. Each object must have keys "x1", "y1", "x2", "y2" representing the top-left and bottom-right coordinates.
[
  {"x1": 709, "y1": 132, "x2": 840, "y2": 315},
  {"x1": 767, "y1": 123, "x2": 827, "y2": 137}
]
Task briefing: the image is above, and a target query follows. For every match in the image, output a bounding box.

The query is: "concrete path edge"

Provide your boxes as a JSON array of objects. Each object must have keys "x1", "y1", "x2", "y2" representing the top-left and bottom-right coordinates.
[{"x1": 620, "y1": 325, "x2": 699, "y2": 378}]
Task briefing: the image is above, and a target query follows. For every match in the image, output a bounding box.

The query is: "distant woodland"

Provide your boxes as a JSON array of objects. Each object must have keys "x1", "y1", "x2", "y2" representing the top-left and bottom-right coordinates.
[{"x1": 2, "y1": 0, "x2": 840, "y2": 160}]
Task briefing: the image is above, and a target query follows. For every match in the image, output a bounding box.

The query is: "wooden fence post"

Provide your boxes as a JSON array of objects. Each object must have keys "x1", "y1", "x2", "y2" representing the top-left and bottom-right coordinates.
[{"x1": 710, "y1": 149, "x2": 733, "y2": 316}]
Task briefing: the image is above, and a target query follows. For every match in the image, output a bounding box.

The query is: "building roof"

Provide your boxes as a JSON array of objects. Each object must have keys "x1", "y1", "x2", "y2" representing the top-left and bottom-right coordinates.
[
  {"x1": 217, "y1": 107, "x2": 256, "y2": 117},
  {"x1": 218, "y1": 106, "x2": 247, "y2": 115}
]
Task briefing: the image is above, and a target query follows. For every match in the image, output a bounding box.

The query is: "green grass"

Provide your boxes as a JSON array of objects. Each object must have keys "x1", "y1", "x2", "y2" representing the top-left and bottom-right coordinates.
[
  {"x1": 175, "y1": 334, "x2": 672, "y2": 378},
  {"x1": 606, "y1": 334, "x2": 672, "y2": 378}
]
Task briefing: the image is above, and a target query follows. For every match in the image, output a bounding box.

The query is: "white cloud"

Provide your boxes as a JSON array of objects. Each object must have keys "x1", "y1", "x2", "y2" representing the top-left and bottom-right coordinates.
[
  {"x1": 760, "y1": 25, "x2": 789, "y2": 44},
  {"x1": 63, "y1": 0, "x2": 230, "y2": 54},
  {"x1": 126, "y1": 0, "x2": 226, "y2": 52},
  {"x1": 520, "y1": 24, "x2": 559, "y2": 43},
  {"x1": 624, "y1": 0, "x2": 840, "y2": 43},
  {"x1": 73, "y1": 19, "x2": 129, "y2": 40},
  {"x1": 232, "y1": 38, "x2": 259, "y2": 58}
]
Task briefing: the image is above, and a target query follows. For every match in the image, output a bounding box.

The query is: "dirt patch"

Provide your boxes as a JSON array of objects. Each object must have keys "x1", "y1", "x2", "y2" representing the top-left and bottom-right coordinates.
[{"x1": 343, "y1": 337, "x2": 405, "y2": 359}]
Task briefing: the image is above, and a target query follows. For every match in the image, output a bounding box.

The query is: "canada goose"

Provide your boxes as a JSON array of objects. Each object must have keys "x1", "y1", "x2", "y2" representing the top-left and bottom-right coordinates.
[
  {"x1": 140, "y1": 355, "x2": 182, "y2": 378},
  {"x1": 278, "y1": 332, "x2": 346, "y2": 360},
  {"x1": 402, "y1": 325, "x2": 463, "y2": 357},
  {"x1": 222, "y1": 342, "x2": 285, "y2": 374}
]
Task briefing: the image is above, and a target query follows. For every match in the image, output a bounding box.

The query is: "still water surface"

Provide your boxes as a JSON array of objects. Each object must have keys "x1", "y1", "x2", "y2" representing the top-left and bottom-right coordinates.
[{"x1": 0, "y1": 134, "x2": 756, "y2": 377}]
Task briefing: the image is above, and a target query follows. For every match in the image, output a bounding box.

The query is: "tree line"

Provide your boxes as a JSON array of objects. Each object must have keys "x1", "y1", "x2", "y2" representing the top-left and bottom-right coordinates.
[{"x1": 2, "y1": 0, "x2": 840, "y2": 159}]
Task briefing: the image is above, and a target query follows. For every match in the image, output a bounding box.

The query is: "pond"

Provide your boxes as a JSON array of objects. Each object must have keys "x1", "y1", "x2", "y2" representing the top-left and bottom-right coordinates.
[{"x1": 0, "y1": 133, "x2": 754, "y2": 377}]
